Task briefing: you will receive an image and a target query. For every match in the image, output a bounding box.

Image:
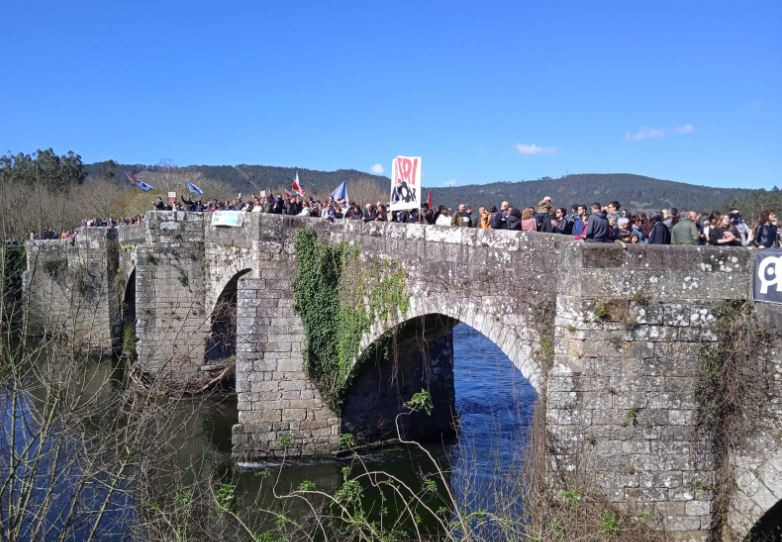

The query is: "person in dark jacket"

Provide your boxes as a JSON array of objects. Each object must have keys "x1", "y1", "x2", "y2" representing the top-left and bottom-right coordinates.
[
  {"x1": 753, "y1": 210, "x2": 778, "y2": 248},
  {"x1": 585, "y1": 203, "x2": 611, "y2": 243},
  {"x1": 648, "y1": 215, "x2": 672, "y2": 244},
  {"x1": 505, "y1": 207, "x2": 522, "y2": 230},
  {"x1": 709, "y1": 214, "x2": 739, "y2": 246},
  {"x1": 553, "y1": 208, "x2": 572, "y2": 235}
]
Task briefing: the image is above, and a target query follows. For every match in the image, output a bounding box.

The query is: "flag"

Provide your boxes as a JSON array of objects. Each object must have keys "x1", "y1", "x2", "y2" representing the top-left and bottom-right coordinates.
[
  {"x1": 330, "y1": 181, "x2": 348, "y2": 202},
  {"x1": 125, "y1": 171, "x2": 155, "y2": 191},
  {"x1": 187, "y1": 179, "x2": 204, "y2": 196},
  {"x1": 427, "y1": 191, "x2": 433, "y2": 209},
  {"x1": 284, "y1": 189, "x2": 293, "y2": 199},
  {"x1": 291, "y1": 172, "x2": 306, "y2": 196}
]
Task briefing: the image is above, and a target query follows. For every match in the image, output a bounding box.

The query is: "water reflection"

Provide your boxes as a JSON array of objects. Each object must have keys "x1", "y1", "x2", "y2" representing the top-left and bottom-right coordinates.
[{"x1": 0, "y1": 380, "x2": 137, "y2": 541}]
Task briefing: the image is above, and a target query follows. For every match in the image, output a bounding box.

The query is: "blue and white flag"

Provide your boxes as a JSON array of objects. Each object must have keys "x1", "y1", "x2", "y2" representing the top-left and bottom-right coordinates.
[
  {"x1": 187, "y1": 179, "x2": 204, "y2": 196},
  {"x1": 330, "y1": 181, "x2": 348, "y2": 202},
  {"x1": 126, "y1": 171, "x2": 155, "y2": 191}
]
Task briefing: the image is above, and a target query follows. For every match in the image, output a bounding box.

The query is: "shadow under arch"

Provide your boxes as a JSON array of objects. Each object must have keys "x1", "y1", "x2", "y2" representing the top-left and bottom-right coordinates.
[
  {"x1": 748, "y1": 499, "x2": 782, "y2": 541},
  {"x1": 205, "y1": 268, "x2": 251, "y2": 362},
  {"x1": 341, "y1": 309, "x2": 542, "y2": 448},
  {"x1": 120, "y1": 269, "x2": 136, "y2": 355},
  {"x1": 352, "y1": 303, "x2": 545, "y2": 395}
]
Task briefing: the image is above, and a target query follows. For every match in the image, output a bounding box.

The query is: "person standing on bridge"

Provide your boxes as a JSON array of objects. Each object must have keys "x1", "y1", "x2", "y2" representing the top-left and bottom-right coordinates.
[
  {"x1": 521, "y1": 208, "x2": 537, "y2": 232},
  {"x1": 435, "y1": 206, "x2": 451, "y2": 226},
  {"x1": 490, "y1": 201, "x2": 510, "y2": 229},
  {"x1": 671, "y1": 211, "x2": 700, "y2": 245},
  {"x1": 648, "y1": 215, "x2": 672, "y2": 244},
  {"x1": 585, "y1": 203, "x2": 611, "y2": 243},
  {"x1": 707, "y1": 214, "x2": 738, "y2": 246},
  {"x1": 753, "y1": 210, "x2": 779, "y2": 248}
]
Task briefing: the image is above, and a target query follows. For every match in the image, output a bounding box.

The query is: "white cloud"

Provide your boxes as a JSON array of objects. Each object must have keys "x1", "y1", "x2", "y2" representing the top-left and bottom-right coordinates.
[
  {"x1": 515, "y1": 143, "x2": 559, "y2": 155},
  {"x1": 626, "y1": 123, "x2": 695, "y2": 141},
  {"x1": 370, "y1": 163, "x2": 385, "y2": 174},
  {"x1": 443, "y1": 179, "x2": 458, "y2": 187},
  {"x1": 625, "y1": 127, "x2": 666, "y2": 141}
]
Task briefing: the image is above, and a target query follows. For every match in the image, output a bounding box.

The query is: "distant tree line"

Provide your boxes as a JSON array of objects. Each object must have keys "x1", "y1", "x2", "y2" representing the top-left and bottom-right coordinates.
[
  {"x1": 722, "y1": 186, "x2": 782, "y2": 222},
  {"x1": 1, "y1": 149, "x2": 86, "y2": 189}
]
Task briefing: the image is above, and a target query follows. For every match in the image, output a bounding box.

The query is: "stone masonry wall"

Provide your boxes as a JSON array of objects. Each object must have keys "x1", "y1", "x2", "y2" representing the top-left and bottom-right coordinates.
[
  {"x1": 24, "y1": 228, "x2": 119, "y2": 354},
  {"x1": 233, "y1": 255, "x2": 340, "y2": 460},
  {"x1": 135, "y1": 211, "x2": 209, "y2": 382},
  {"x1": 548, "y1": 243, "x2": 754, "y2": 540},
  {"x1": 724, "y1": 302, "x2": 782, "y2": 539}
]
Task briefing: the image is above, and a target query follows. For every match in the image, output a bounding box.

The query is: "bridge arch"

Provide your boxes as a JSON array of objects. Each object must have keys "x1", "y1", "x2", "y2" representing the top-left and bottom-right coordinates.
[
  {"x1": 339, "y1": 295, "x2": 546, "y2": 445},
  {"x1": 206, "y1": 258, "x2": 256, "y2": 319},
  {"x1": 728, "y1": 441, "x2": 782, "y2": 540},
  {"x1": 204, "y1": 268, "x2": 251, "y2": 362},
  {"x1": 351, "y1": 295, "x2": 546, "y2": 395}
]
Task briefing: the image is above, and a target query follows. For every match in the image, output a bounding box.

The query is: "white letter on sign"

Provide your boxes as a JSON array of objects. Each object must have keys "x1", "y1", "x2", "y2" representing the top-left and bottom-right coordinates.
[{"x1": 757, "y1": 254, "x2": 782, "y2": 294}]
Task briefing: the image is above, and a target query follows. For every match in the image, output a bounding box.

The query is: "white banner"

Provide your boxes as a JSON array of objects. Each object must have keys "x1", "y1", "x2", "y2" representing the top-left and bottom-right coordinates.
[
  {"x1": 390, "y1": 155, "x2": 422, "y2": 211},
  {"x1": 211, "y1": 210, "x2": 245, "y2": 228}
]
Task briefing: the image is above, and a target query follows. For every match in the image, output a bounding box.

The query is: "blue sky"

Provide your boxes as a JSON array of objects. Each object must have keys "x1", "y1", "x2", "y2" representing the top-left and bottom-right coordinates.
[{"x1": 1, "y1": 0, "x2": 780, "y2": 188}]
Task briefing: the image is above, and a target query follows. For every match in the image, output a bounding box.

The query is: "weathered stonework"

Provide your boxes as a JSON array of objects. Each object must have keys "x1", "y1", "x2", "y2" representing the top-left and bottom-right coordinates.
[
  {"x1": 24, "y1": 227, "x2": 120, "y2": 354},
  {"x1": 23, "y1": 211, "x2": 782, "y2": 539}
]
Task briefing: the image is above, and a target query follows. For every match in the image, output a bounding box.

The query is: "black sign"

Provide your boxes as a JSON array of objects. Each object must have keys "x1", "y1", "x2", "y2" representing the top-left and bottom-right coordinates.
[{"x1": 753, "y1": 249, "x2": 782, "y2": 304}]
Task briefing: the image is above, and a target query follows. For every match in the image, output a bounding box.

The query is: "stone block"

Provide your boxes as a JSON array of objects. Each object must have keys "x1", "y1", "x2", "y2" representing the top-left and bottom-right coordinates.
[
  {"x1": 685, "y1": 500, "x2": 711, "y2": 516},
  {"x1": 263, "y1": 341, "x2": 292, "y2": 353}
]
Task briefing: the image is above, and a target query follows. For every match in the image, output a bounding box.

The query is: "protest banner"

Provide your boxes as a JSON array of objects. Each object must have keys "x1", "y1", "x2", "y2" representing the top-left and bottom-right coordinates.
[
  {"x1": 211, "y1": 210, "x2": 245, "y2": 228},
  {"x1": 754, "y1": 249, "x2": 782, "y2": 304},
  {"x1": 390, "y1": 156, "x2": 421, "y2": 211},
  {"x1": 167, "y1": 191, "x2": 177, "y2": 205}
]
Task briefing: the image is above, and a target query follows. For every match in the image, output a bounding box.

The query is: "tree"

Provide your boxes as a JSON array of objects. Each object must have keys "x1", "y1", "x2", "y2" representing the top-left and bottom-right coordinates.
[{"x1": 0, "y1": 149, "x2": 85, "y2": 189}]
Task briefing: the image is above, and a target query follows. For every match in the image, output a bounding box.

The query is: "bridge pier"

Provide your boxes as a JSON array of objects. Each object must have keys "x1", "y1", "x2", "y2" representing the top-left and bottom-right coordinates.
[
  {"x1": 134, "y1": 212, "x2": 209, "y2": 383},
  {"x1": 232, "y1": 252, "x2": 340, "y2": 459},
  {"x1": 24, "y1": 227, "x2": 121, "y2": 355}
]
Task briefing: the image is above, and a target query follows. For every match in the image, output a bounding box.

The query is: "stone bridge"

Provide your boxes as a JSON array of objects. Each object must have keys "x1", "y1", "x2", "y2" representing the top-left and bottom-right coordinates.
[{"x1": 23, "y1": 211, "x2": 782, "y2": 540}]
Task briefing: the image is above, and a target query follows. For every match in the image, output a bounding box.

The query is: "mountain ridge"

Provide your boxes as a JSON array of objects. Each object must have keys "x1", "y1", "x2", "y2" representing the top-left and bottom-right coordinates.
[{"x1": 84, "y1": 162, "x2": 752, "y2": 212}]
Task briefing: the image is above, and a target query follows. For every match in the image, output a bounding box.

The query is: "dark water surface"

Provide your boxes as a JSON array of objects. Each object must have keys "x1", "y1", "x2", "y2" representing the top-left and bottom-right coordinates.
[{"x1": 1, "y1": 323, "x2": 536, "y2": 539}]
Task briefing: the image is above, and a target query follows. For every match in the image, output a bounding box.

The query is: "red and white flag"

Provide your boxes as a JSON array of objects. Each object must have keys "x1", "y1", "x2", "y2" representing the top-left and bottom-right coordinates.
[
  {"x1": 284, "y1": 189, "x2": 293, "y2": 199},
  {"x1": 291, "y1": 172, "x2": 306, "y2": 196}
]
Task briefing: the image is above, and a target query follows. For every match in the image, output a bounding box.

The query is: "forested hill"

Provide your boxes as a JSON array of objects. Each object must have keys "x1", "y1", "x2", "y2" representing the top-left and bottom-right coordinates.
[
  {"x1": 84, "y1": 161, "x2": 752, "y2": 212},
  {"x1": 429, "y1": 174, "x2": 752, "y2": 212},
  {"x1": 84, "y1": 161, "x2": 388, "y2": 198}
]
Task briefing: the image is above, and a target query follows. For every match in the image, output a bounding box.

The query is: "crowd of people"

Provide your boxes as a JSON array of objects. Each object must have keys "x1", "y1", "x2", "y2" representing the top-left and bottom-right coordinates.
[
  {"x1": 164, "y1": 192, "x2": 779, "y2": 249},
  {"x1": 24, "y1": 192, "x2": 779, "y2": 250},
  {"x1": 27, "y1": 216, "x2": 144, "y2": 241}
]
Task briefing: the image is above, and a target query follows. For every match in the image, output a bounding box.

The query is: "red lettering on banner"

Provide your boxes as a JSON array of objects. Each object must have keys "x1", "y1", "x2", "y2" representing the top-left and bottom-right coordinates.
[{"x1": 395, "y1": 157, "x2": 418, "y2": 185}]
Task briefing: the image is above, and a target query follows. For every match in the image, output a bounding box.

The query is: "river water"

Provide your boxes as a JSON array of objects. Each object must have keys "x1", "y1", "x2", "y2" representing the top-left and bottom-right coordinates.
[{"x1": 1, "y1": 323, "x2": 536, "y2": 540}]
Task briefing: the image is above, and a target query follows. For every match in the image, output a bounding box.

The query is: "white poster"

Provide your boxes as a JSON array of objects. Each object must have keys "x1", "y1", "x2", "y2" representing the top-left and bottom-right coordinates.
[
  {"x1": 390, "y1": 156, "x2": 422, "y2": 211},
  {"x1": 211, "y1": 210, "x2": 245, "y2": 228}
]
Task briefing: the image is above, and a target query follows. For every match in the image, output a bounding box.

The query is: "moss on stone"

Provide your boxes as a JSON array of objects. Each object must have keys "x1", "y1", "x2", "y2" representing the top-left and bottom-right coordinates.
[{"x1": 292, "y1": 229, "x2": 409, "y2": 409}]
